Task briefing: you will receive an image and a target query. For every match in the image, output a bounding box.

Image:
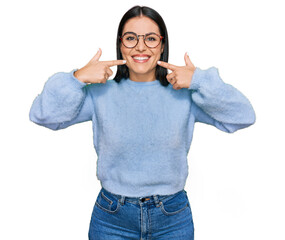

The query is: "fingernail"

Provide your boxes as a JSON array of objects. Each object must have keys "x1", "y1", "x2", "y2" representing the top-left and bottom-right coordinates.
[
  {"x1": 157, "y1": 61, "x2": 161, "y2": 64},
  {"x1": 123, "y1": 60, "x2": 126, "y2": 63},
  {"x1": 186, "y1": 52, "x2": 189, "y2": 56}
]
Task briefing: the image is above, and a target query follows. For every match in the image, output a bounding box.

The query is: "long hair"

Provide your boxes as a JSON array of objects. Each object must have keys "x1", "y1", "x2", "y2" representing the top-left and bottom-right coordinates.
[{"x1": 113, "y1": 5, "x2": 170, "y2": 87}]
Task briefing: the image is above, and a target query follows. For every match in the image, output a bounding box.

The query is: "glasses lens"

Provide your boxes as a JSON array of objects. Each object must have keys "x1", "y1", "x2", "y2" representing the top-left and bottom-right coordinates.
[
  {"x1": 122, "y1": 33, "x2": 137, "y2": 48},
  {"x1": 145, "y1": 33, "x2": 161, "y2": 48},
  {"x1": 122, "y1": 33, "x2": 162, "y2": 48}
]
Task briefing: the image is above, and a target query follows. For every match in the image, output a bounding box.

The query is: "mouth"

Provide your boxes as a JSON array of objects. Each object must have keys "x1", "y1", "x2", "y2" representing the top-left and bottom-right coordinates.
[{"x1": 131, "y1": 55, "x2": 151, "y2": 63}]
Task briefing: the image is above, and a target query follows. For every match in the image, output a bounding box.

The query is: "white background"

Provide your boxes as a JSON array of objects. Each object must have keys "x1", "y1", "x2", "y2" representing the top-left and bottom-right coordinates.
[{"x1": 1, "y1": 0, "x2": 284, "y2": 239}]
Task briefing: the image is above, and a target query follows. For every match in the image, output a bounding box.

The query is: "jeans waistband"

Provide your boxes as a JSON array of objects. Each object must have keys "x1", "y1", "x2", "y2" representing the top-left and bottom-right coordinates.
[{"x1": 101, "y1": 187, "x2": 186, "y2": 206}]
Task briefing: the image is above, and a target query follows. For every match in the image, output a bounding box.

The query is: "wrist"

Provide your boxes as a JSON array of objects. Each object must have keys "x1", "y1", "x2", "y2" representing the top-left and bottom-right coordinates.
[{"x1": 74, "y1": 69, "x2": 87, "y2": 83}]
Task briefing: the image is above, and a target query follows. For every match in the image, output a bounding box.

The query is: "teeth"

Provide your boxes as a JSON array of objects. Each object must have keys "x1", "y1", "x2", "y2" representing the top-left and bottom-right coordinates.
[{"x1": 133, "y1": 57, "x2": 150, "y2": 60}]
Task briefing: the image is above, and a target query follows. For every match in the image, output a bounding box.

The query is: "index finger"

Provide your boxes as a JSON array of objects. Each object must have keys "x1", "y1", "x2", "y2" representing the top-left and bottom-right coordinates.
[
  {"x1": 104, "y1": 59, "x2": 126, "y2": 67},
  {"x1": 157, "y1": 61, "x2": 178, "y2": 71}
]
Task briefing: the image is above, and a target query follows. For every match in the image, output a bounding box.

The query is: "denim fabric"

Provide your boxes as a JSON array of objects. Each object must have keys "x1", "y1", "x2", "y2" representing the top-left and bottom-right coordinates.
[{"x1": 88, "y1": 187, "x2": 194, "y2": 240}]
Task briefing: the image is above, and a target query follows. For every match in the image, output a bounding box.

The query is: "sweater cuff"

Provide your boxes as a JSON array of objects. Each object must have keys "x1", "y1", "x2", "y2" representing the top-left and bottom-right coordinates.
[
  {"x1": 70, "y1": 69, "x2": 87, "y2": 88},
  {"x1": 188, "y1": 67, "x2": 205, "y2": 90},
  {"x1": 189, "y1": 66, "x2": 221, "y2": 90}
]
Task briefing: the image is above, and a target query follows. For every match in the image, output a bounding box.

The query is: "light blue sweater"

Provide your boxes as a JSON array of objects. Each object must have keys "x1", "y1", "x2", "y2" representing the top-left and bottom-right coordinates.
[{"x1": 29, "y1": 67, "x2": 256, "y2": 197}]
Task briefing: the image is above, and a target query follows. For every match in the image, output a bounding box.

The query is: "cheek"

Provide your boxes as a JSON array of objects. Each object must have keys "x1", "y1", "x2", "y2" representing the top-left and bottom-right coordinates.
[
  {"x1": 120, "y1": 47, "x2": 130, "y2": 58},
  {"x1": 153, "y1": 51, "x2": 162, "y2": 60}
]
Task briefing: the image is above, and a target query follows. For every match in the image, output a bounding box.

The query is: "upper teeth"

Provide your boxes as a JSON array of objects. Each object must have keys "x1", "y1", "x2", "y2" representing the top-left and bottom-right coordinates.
[{"x1": 133, "y1": 57, "x2": 149, "y2": 60}]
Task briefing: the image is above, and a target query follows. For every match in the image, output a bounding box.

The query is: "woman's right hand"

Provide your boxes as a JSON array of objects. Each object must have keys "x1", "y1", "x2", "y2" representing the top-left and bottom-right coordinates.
[{"x1": 74, "y1": 48, "x2": 126, "y2": 84}]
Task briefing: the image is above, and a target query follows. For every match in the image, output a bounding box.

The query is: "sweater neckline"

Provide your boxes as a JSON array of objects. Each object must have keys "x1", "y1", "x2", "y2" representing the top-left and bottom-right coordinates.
[{"x1": 124, "y1": 78, "x2": 160, "y2": 86}]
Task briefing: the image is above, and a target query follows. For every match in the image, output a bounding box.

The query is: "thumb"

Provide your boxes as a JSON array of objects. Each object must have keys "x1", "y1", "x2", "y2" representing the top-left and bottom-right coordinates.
[
  {"x1": 184, "y1": 52, "x2": 194, "y2": 67},
  {"x1": 90, "y1": 48, "x2": 102, "y2": 63}
]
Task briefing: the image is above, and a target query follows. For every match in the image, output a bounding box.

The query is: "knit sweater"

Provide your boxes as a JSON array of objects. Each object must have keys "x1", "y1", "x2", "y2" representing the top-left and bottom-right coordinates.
[{"x1": 29, "y1": 67, "x2": 256, "y2": 197}]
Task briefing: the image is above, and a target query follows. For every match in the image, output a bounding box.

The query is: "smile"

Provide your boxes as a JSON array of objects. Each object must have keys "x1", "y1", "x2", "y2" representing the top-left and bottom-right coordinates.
[{"x1": 132, "y1": 55, "x2": 151, "y2": 63}]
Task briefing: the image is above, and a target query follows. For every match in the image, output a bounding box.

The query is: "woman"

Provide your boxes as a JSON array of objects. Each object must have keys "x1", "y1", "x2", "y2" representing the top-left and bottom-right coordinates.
[{"x1": 29, "y1": 5, "x2": 256, "y2": 240}]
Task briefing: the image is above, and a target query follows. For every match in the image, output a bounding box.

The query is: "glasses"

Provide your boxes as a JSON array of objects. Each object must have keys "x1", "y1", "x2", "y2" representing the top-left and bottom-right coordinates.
[{"x1": 120, "y1": 32, "x2": 164, "y2": 48}]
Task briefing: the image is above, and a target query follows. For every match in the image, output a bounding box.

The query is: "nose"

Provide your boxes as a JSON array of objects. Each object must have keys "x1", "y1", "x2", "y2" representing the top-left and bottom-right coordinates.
[{"x1": 135, "y1": 36, "x2": 147, "y2": 51}]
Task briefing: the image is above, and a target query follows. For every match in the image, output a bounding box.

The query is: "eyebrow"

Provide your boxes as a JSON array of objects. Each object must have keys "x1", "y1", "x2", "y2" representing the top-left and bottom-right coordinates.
[{"x1": 122, "y1": 31, "x2": 159, "y2": 36}]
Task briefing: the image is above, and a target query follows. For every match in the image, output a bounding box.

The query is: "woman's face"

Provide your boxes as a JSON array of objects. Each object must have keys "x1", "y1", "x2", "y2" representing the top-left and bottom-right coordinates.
[{"x1": 120, "y1": 16, "x2": 164, "y2": 80}]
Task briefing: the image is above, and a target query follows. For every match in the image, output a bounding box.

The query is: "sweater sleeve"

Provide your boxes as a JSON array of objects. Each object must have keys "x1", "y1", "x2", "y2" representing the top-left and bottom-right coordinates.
[
  {"x1": 189, "y1": 67, "x2": 256, "y2": 133},
  {"x1": 29, "y1": 69, "x2": 93, "y2": 130}
]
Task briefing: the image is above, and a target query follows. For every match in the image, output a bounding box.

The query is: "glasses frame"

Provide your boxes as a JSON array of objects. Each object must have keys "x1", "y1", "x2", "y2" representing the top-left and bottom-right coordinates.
[{"x1": 120, "y1": 31, "x2": 164, "y2": 49}]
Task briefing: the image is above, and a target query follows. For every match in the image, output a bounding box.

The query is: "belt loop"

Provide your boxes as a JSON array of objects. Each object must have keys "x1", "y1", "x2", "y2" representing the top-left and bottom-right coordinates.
[
  {"x1": 153, "y1": 195, "x2": 161, "y2": 208},
  {"x1": 119, "y1": 195, "x2": 125, "y2": 205}
]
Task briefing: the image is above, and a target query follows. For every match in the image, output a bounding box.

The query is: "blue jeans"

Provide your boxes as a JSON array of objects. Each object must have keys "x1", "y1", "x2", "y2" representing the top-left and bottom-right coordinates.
[{"x1": 88, "y1": 187, "x2": 194, "y2": 240}]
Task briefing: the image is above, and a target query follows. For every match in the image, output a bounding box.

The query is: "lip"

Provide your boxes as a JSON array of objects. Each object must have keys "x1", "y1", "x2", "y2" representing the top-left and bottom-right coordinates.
[{"x1": 132, "y1": 54, "x2": 151, "y2": 63}]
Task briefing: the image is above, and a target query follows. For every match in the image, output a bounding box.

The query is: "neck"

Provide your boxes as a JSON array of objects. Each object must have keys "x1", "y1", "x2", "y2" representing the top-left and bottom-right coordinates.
[{"x1": 129, "y1": 69, "x2": 156, "y2": 82}]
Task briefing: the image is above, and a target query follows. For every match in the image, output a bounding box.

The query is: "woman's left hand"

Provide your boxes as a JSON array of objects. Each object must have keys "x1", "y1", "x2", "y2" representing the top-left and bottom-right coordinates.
[{"x1": 157, "y1": 52, "x2": 196, "y2": 90}]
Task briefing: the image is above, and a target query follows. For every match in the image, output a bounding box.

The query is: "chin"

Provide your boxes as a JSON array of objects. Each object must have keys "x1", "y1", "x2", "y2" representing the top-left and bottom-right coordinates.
[
  {"x1": 129, "y1": 64, "x2": 155, "y2": 74},
  {"x1": 130, "y1": 68, "x2": 153, "y2": 75}
]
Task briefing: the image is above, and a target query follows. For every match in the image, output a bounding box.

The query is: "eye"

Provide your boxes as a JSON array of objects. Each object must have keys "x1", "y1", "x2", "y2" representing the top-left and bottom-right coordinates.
[
  {"x1": 146, "y1": 34, "x2": 159, "y2": 42},
  {"x1": 126, "y1": 36, "x2": 135, "y2": 41},
  {"x1": 147, "y1": 37, "x2": 156, "y2": 41}
]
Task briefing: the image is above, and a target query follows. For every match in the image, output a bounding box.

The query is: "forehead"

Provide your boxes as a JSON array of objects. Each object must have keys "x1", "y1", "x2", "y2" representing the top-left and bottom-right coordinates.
[{"x1": 122, "y1": 16, "x2": 160, "y2": 35}]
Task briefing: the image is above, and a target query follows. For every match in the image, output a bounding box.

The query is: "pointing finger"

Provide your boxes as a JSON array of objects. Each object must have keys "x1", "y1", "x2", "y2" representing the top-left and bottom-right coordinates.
[
  {"x1": 157, "y1": 61, "x2": 178, "y2": 71},
  {"x1": 104, "y1": 59, "x2": 127, "y2": 67}
]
